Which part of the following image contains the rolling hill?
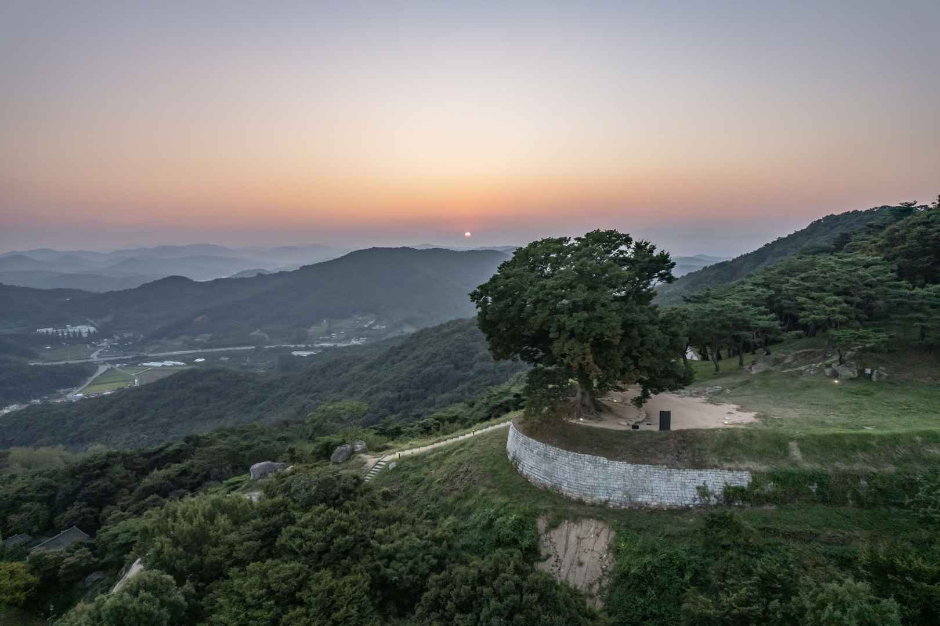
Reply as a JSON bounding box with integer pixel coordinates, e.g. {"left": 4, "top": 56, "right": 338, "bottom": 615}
{"left": 0, "top": 247, "right": 510, "bottom": 343}
{"left": 654, "top": 205, "right": 913, "bottom": 304}
{"left": 0, "top": 318, "right": 526, "bottom": 450}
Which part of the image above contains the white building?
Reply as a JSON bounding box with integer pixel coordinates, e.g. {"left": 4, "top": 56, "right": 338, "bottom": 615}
{"left": 36, "top": 325, "right": 97, "bottom": 337}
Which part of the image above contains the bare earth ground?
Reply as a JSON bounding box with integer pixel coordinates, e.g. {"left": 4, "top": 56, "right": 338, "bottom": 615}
{"left": 536, "top": 516, "right": 614, "bottom": 609}
{"left": 572, "top": 386, "right": 756, "bottom": 431}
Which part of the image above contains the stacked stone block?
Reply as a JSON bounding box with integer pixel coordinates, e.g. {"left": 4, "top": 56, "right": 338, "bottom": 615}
{"left": 507, "top": 423, "right": 751, "bottom": 508}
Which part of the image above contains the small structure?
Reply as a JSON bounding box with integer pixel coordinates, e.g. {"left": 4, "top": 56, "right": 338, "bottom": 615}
{"left": 2, "top": 534, "right": 33, "bottom": 550}
{"left": 28, "top": 526, "right": 90, "bottom": 553}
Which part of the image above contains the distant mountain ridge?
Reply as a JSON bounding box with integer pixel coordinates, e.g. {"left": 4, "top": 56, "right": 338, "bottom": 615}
{"left": 0, "top": 243, "right": 347, "bottom": 291}
{"left": 0, "top": 247, "right": 509, "bottom": 343}
{"left": 654, "top": 205, "right": 912, "bottom": 304}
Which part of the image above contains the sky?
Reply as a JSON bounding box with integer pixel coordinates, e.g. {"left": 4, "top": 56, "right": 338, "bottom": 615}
{"left": 1, "top": 0, "right": 938, "bottom": 256}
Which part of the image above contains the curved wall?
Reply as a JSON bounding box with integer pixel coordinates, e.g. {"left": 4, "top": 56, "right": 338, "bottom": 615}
{"left": 506, "top": 422, "right": 752, "bottom": 508}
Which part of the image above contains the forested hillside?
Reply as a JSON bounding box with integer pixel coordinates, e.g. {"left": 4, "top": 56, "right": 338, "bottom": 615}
{"left": 0, "top": 247, "right": 508, "bottom": 344}
{"left": 0, "top": 319, "right": 526, "bottom": 450}
{"left": 655, "top": 204, "right": 914, "bottom": 304}
{"left": 676, "top": 203, "right": 940, "bottom": 369}
{"left": 0, "top": 357, "right": 95, "bottom": 406}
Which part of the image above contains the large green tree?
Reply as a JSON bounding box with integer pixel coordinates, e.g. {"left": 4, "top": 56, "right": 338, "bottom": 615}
{"left": 57, "top": 570, "right": 188, "bottom": 626}
{"left": 470, "top": 230, "right": 691, "bottom": 418}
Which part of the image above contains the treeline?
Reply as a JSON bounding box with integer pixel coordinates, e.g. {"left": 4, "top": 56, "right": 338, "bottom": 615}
{"left": 0, "top": 319, "right": 527, "bottom": 450}
{"left": 676, "top": 202, "right": 940, "bottom": 370}
{"left": 655, "top": 203, "right": 916, "bottom": 305}
{"left": 0, "top": 357, "right": 94, "bottom": 406}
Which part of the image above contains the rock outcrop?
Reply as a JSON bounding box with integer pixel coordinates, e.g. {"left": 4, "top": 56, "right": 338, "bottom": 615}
{"left": 834, "top": 362, "right": 859, "bottom": 379}
{"left": 250, "top": 461, "right": 289, "bottom": 480}
{"left": 331, "top": 444, "right": 353, "bottom": 463}
{"left": 872, "top": 369, "right": 888, "bottom": 382}
{"left": 353, "top": 440, "right": 368, "bottom": 454}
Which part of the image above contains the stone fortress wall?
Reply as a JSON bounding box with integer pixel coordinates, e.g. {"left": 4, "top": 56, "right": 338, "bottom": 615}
{"left": 506, "top": 422, "right": 752, "bottom": 507}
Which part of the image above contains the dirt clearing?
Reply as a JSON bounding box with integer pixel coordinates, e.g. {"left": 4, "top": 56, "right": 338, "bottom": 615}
{"left": 573, "top": 386, "right": 756, "bottom": 431}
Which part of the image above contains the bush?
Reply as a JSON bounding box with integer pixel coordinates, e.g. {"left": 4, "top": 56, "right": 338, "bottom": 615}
{"left": 796, "top": 578, "right": 900, "bottom": 626}
{"left": 0, "top": 561, "right": 38, "bottom": 608}
{"left": 416, "top": 549, "right": 603, "bottom": 626}
{"left": 58, "top": 570, "right": 188, "bottom": 626}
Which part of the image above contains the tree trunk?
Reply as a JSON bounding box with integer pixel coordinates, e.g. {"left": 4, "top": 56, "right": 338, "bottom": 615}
{"left": 737, "top": 336, "right": 745, "bottom": 368}
{"left": 712, "top": 337, "right": 720, "bottom": 373}
{"left": 700, "top": 344, "right": 709, "bottom": 361}
{"left": 572, "top": 371, "right": 602, "bottom": 419}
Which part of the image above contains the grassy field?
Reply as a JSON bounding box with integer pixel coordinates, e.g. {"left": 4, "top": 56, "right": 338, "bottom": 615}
{"left": 687, "top": 347, "right": 940, "bottom": 433}
{"left": 37, "top": 344, "right": 94, "bottom": 362}
{"left": 509, "top": 335, "right": 940, "bottom": 473}
{"left": 136, "top": 367, "right": 188, "bottom": 385}
{"left": 81, "top": 367, "right": 136, "bottom": 395}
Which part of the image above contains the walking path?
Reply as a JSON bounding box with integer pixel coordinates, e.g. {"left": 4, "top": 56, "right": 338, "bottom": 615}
{"left": 363, "top": 420, "right": 511, "bottom": 482}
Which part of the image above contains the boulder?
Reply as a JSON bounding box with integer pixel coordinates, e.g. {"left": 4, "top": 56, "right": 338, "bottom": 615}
{"left": 330, "top": 444, "right": 353, "bottom": 464}
{"left": 872, "top": 369, "right": 888, "bottom": 382}
{"left": 353, "top": 440, "right": 368, "bottom": 454}
{"left": 824, "top": 367, "right": 839, "bottom": 378}
{"left": 748, "top": 361, "right": 773, "bottom": 374}
{"left": 704, "top": 385, "right": 723, "bottom": 395}
{"left": 834, "top": 362, "right": 858, "bottom": 379}
{"left": 802, "top": 363, "right": 822, "bottom": 377}
{"left": 250, "top": 461, "right": 289, "bottom": 480}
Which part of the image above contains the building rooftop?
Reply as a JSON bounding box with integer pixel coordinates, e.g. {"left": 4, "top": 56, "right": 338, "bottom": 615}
{"left": 28, "top": 526, "right": 90, "bottom": 553}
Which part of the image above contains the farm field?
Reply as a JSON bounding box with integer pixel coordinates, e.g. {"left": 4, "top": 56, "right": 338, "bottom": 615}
{"left": 135, "top": 366, "right": 188, "bottom": 385}
{"left": 81, "top": 365, "right": 189, "bottom": 395}
{"left": 37, "top": 344, "right": 94, "bottom": 362}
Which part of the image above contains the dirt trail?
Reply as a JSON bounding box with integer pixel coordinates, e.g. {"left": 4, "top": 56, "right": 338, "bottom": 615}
{"left": 363, "top": 421, "right": 511, "bottom": 482}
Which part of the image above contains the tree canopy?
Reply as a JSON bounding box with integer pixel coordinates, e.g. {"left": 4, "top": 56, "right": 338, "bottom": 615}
{"left": 470, "top": 230, "right": 691, "bottom": 417}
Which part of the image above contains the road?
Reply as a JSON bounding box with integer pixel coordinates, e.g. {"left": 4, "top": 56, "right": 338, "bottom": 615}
{"left": 68, "top": 363, "right": 111, "bottom": 399}
{"left": 30, "top": 341, "right": 365, "bottom": 366}
{"left": 30, "top": 344, "right": 310, "bottom": 366}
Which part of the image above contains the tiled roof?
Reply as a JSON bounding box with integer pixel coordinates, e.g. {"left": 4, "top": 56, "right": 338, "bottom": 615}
{"left": 28, "top": 526, "right": 89, "bottom": 553}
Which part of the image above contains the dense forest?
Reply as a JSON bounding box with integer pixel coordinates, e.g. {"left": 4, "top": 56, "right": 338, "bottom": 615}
{"left": 675, "top": 202, "right": 940, "bottom": 368}
{"left": 0, "top": 320, "right": 527, "bottom": 451}
{"left": 0, "top": 357, "right": 94, "bottom": 407}
{"left": 655, "top": 204, "right": 914, "bottom": 305}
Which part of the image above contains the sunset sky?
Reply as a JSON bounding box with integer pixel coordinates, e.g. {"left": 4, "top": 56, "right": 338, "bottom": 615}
{"left": 2, "top": 1, "right": 938, "bottom": 255}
